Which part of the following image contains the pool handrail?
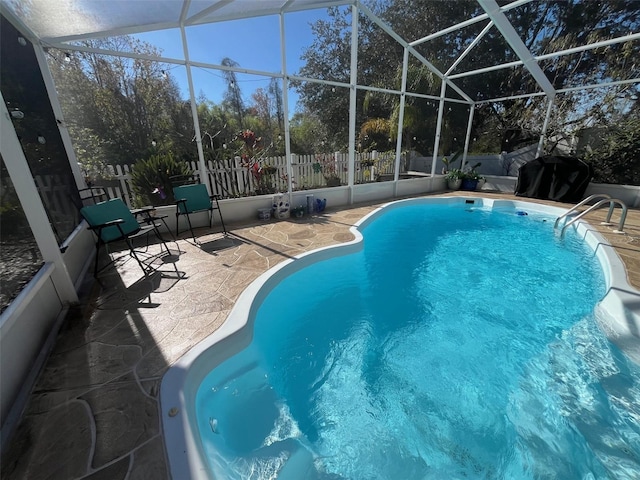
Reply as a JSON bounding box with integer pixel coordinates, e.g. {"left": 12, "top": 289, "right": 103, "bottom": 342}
{"left": 560, "top": 198, "right": 628, "bottom": 238}
{"left": 554, "top": 193, "right": 611, "bottom": 229}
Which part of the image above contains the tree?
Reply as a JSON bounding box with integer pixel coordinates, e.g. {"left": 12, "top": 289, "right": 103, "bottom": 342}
{"left": 48, "top": 37, "right": 188, "bottom": 173}
{"left": 583, "top": 112, "right": 640, "bottom": 185}
{"left": 268, "top": 78, "right": 284, "bottom": 136}
{"left": 289, "top": 110, "right": 329, "bottom": 154}
{"left": 295, "top": 0, "right": 639, "bottom": 163}
{"left": 221, "top": 57, "right": 245, "bottom": 129}
{"left": 295, "top": 6, "right": 354, "bottom": 149}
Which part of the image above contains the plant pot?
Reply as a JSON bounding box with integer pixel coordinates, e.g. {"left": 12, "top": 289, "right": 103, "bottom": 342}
{"left": 325, "top": 177, "right": 341, "bottom": 187}
{"left": 461, "top": 178, "right": 479, "bottom": 191}
{"left": 447, "top": 178, "right": 462, "bottom": 190}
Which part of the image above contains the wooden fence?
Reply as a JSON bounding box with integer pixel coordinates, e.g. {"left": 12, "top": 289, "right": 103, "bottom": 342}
{"left": 98, "top": 151, "right": 406, "bottom": 207}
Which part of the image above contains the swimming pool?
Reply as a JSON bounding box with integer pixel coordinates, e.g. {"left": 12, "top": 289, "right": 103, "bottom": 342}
{"left": 161, "top": 197, "right": 640, "bottom": 479}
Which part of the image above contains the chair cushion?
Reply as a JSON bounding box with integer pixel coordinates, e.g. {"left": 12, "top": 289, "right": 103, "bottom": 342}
{"left": 81, "top": 199, "right": 140, "bottom": 243}
{"left": 173, "top": 184, "right": 211, "bottom": 214}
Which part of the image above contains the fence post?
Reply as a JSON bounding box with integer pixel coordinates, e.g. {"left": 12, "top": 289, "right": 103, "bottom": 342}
{"left": 116, "top": 164, "right": 132, "bottom": 207}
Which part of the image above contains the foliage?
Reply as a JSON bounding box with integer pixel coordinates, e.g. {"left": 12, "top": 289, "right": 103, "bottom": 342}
{"left": 235, "top": 129, "right": 280, "bottom": 195}
{"left": 359, "top": 118, "right": 392, "bottom": 152}
{"left": 130, "top": 153, "right": 191, "bottom": 206}
{"left": 312, "top": 154, "right": 341, "bottom": 186}
{"left": 289, "top": 111, "right": 330, "bottom": 153}
{"left": 297, "top": 0, "right": 639, "bottom": 159}
{"left": 295, "top": 6, "right": 354, "bottom": 149}
{"left": 461, "top": 161, "right": 482, "bottom": 180}
{"left": 48, "top": 36, "right": 189, "bottom": 171}
{"left": 441, "top": 151, "right": 463, "bottom": 174}
{"left": 583, "top": 116, "right": 640, "bottom": 185}
{"left": 221, "top": 57, "right": 245, "bottom": 129}
{"left": 445, "top": 168, "right": 464, "bottom": 180}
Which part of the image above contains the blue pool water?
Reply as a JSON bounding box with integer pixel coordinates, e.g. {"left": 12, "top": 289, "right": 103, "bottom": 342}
{"left": 195, "top": 202, "right": 640, "bottom": 479}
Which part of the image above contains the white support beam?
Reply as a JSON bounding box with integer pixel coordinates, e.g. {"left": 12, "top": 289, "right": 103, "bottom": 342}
{"left": 180, "top": 0, "right": 192, "bottom": 24}
{"left": 43, "top": 43, "right": 187, "bottom": 67}
{"left": 410, "top": 0, "right": 532, "bottom": 47}
{"left": 449, "top": 31, "right": 640, "bottom": 81}
{"left": 279, "top": 0, "right": 296, "bottom": 14}
{"left": 41, "top": 22, "right": 181, "bottom": 44}
{"left": 185, "top": 0, "right": 234, "bottom": 26}
{"left": 357, "top": 1, "right": 472, "bottom": 102}
{"left": 0, "top": 95, "right": 78, "bottom": 305}
{"left": 477, "top": 91, "right": 547, "bottom": 104}
{"left": 536, "top": 32, "right": 640, "bottom": 62}
{"left": 448, "top": 60, "right": 523, "bottom": 80}
{"left": 394, "top": 48, "right": 410, "bottom": 188}
{"left": 478, "top": 0, "right": 555, "bottom": 98}
{"left": 279, "top": 11, "right": 294, "bottom": 196}
{"left": 302, "top": 80, "right": 471, "bottom": 105}
{"left": 462, "top": 105, "right": 475, "bottom": 170}
{"left": 445, "top": 21, "right": 494, "bottom": 76}
{"left": 431, "top": 82, "right": 448, "bottom": 176}
{"left": 180, "top": 24, "right": 209, "bottom": 193}
{"left": 473, "top": 75, "right": 640, "bottom": 105}
{"left": 188, "top": 0, "right": 350, "bottom": 26}
{"left": 537, "top": 97, "right": 555, "bottom": 157}
{"left": 558, "top": 77, "right": 640, "bottom": 94}
{"left": 347, "top": 3, "right": 358, "bottom": 196}
{"left": 404, "top": 90, "right": 469, "bottom": 105}
{"left": 32, "top": 43, "right": 85, "bottom": 191}
{"left": 409, "top": 49, "right": 474, "bottom": 103}
{"left": 189, "top": 59, "right": 283, "bottom": 79}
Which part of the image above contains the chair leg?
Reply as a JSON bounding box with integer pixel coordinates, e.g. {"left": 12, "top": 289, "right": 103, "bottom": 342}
{"left": 151, "top": 224, "right": 171, "bottom": 254}
{"left": 185, "top": 212, "right": 197, "bottom": 242}
{"left": 124, "top": 237, "right": 149, "bottom": 275}
{"left": 213, "top": 198, "right": 228, "bottom": 235}
{"left": 94, "top": 240, "right": 102, "bottom": 278}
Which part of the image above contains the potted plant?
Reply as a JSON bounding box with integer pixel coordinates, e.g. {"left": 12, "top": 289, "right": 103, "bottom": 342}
{"left": 441, "top": 151, "right": 462, "bottom": 175}
{"left": 312, "top": 154, "right": 342, "bottom": 187}
{"left": 460, "top": 162, "right": 482, "bottom": 191}
{"left": 445, "top": 168, "right": 464, "bottom": 190}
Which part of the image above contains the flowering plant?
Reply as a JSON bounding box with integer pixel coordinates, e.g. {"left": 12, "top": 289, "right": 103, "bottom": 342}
{"left": 312, "top": 154, "right": 341, "bottom": 186}
{"left": 235, "top": 129, "right": 278, "bottom": 194}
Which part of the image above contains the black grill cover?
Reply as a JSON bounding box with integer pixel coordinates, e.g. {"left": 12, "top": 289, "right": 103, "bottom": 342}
{"left": 515, "top": 156, "right": 592, "bottom": 202}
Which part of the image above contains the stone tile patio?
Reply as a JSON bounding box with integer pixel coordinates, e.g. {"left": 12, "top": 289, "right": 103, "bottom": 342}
{"left": 2, "top": 191, "right": 640, "bottom": 480}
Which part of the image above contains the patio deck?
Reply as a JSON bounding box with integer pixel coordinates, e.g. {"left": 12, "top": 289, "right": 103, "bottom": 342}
{"left": 2, "top": 191, "right": 640, "bottom": 480}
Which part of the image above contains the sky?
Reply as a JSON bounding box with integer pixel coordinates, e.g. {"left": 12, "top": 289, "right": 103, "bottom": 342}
{"left": 132, "top": 9, "right": 330, "bottom": 113}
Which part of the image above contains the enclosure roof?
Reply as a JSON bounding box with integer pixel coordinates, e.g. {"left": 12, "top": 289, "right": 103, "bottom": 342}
{"left": 0, "top": 0, "right": 348, "bottom": 42}
{"left": 2, "top": 0, "right": 639, "bottom": 103}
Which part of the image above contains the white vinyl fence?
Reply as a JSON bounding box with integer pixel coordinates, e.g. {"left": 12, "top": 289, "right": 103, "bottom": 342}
{"left": 97, "top": 151, "right": 404, "bottom": 207}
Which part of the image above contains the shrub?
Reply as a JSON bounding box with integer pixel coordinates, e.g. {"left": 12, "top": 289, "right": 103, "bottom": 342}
{"left": 583, "top": 117, "right": 640, "bottom": 185}
{"left": 130, "top": 153, "right": 192, "bottom": 206}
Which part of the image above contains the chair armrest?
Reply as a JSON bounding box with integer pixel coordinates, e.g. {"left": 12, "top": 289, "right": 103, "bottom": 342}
{"left": 87, "top": 218, "right": 125, "bottom": 231}
{"left": 131, "top": 206, "right": 155, "bottom": 216}
{"left": 140, "top": 214, "right": 168, "bottom": 225}
{"left": 132, "top": 206, "right": 167, "bottom": 224}
{"left": 209, "top": 195, "right": 221, "bottom": 201}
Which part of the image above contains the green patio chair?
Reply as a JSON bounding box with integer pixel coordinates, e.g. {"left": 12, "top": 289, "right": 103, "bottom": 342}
{"left": 173, "top": 183, "right": 227, "bottom": 242}
{"left": 80, "top": 198, "right": 170, "bottom": 277}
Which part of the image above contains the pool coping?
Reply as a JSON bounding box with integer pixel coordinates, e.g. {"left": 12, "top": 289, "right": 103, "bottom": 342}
{"left": 159, "top": 196, "right": 640, "bottom": 479}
